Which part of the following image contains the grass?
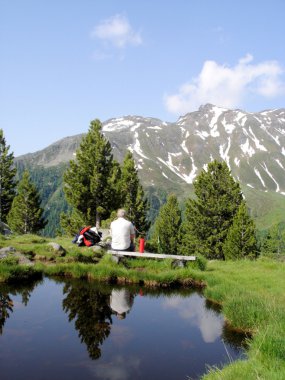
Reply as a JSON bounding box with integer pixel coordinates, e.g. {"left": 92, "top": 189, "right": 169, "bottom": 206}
{"left": 1, "top": 234, "right": 285, "bottom": 378}
{"left": 200, "top": 258, "right": 285, "bottom": 379}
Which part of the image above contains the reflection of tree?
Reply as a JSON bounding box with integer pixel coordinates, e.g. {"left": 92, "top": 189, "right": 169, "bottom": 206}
{"left": 0, "top": 278, "right": 42, "bottom": 334}
{"left": 62, "top": 281, "right": 113, "bottom": 360}
{"left": 0, "top": 293, "right": 13, "bottom": 334}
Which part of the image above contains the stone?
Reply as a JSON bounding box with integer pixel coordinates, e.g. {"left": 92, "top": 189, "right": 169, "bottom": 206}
{"left": 14, "top": 252, "right": 34, "bottom": 266}
{"left": 111, "top": 255, "right": 122, "bottom": 264}
{"left": 47, "top": 242, "right": 66, "bottom": 256}
{"left": 171, "top": 259, "right": 187, "bottom": 269}
{"left": 91, "top": 245, "right": 104, "bottom": 253}
{"left": 0, "top": 247, "right": 16, "bottom": 254}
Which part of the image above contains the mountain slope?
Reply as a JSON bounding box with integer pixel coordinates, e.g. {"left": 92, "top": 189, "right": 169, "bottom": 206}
{"left": 15, "top": 104, "right": 285, "bottom": 233}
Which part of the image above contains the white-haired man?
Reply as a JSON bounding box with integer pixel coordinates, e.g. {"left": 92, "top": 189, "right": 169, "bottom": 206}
{"left": 110, "top": 209, "right": 135, "bottom": 251}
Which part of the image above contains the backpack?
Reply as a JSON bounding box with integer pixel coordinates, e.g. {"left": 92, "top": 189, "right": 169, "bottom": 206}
{"left": 79, "top": 226, "right": 102, "bottom": 247}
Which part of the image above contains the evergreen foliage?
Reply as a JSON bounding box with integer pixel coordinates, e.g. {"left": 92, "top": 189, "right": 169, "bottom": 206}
{"left": 180, "top": 160, "right": 243, "bottom": 259}
{"left": 223, "top": 202, "right": 259, "bottom": 259}
{"left": 260, "top": 223, "right": 285, "bottom": 256}
{"left": 15, "top": 162, "right": 69, "bottom": 237}
{"left": 61, "top": 120, "right": 119, "bottom": 232}
{"left": 151, "top": 194, "right": 181, "bottom": 254}
{"left": 0, "top": 129, "right": 17, "bottom": 223}
{"left": 7, "top": 171, "right": 46, "bottom": 234}
{"left": 120, "top": 151, "right": 150, "bottom": 235}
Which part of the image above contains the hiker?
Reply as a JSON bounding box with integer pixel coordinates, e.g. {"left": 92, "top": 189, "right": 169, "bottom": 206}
{"left": 110, "top": 209, "right": 135, "bottom": 251}
{"left": 110, "top": 288, "right": 134, "bottom": 320}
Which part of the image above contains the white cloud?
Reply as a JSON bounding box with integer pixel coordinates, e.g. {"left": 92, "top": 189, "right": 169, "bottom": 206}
{"left": 163, "top": 294, "right": 223, "bottom": 343}
{"left": 164, "top": 55, "right": 285, "bottom": 114}
{"left": 91, "top": 14, "right": 142, "bottom": 49}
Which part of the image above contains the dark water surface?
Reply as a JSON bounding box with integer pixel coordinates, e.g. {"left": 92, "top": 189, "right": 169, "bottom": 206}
{"left": 0, "top": 277, "right": 247, "bottom": 380}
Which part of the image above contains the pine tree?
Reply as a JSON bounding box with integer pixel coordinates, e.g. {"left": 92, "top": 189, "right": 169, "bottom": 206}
{"left": 260, "top": 223, "right": 285, "bottom": 256}
{"left": 223, "top": 202, "right": 258, "bottom": 259}
{"left": 152, "top": 194, "right": 181, "bottom": 254}
{"left": 7, "top": 171, "right": 46, "bottom": 234}
{"left": 120, "top": 151, "right": 149, "bottom": 235}
{"left": 0, "top": 129, "right": 17, "bottom": 223}
{"left": 61, "top": 119, "right": 119, "bottom": 232}
{"left": 180, "top": 160, "right": 243, "bottom": 259}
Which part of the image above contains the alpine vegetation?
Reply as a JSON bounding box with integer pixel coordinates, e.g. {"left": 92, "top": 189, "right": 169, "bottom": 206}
{"left": 0, "top": 129, "right": 17, "bottom": 224}
{"left": 151, "top": 194, "right": 182, "bottom": 254}
{"left": 179, "top": 160, "right": 257, "bottom": 260}
{"left": 7, "top": 170, "right": 46, "bottom": 234}
{"left": 60, "top": 119, "right": 149, "bottom": 235}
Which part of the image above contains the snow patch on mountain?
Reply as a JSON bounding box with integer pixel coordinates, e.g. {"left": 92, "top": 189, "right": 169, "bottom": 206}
{"left": 147, "top": 126, "right": 162, "bottom": 130}
{"left": 260, "top": 162, "right": 280, "bottom": 192}
{"left": 221, "top": 118, "right": 236, "bottom": 134}
{"left": 129, "top": 132, "right": 149, "bottom": 159}
{"left": 275, "top": 159, "right": 285, "bottom": 170}
{"left": 103, "top": 118, "right": 135, "bottom": 131}
{"left": 181, "top": 140, "right": 189, "bottom": 154}
{"left": 196, "top": 130, "right": 209, "bottom": 140}
{"left": 219, "top": 137, "right": 231, "bottom": 168}
{"left": 254, "top": 167, "right": 266, "bottom": 188}
{"left": 248, "top": 127, "right": 267, "bottom": 151}
{"left": 241, "top": 139, "right": 255, "bottom": 157}
{"left": 209, "top": 106, "right": 227, "bottom": 128}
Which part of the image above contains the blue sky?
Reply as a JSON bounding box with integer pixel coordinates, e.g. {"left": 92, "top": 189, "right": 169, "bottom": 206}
{"left": 1, "top": 0, "right": 285, "bottom": 156}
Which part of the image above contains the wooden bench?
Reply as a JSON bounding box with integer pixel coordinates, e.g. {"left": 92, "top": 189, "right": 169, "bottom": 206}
{"left": 106, "top": 250, "right": 196, "bottom": 267}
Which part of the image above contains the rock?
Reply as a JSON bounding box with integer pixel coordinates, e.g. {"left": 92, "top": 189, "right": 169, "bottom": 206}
{"left": 0, "top": 222, "right": 11, "bottom": 235}
{"left": 14, "top": 252, "right": 34, "bottom": 266}
{"left": 91, "top": 245, "right": 104, "bottom": 253}
{"left": 47, "top": 242, "right": 66, "bottom": 256}
{"left": 0, "top": 253, "right": 8, "bottom": 260}
{"left": 111, "top": 255, "right": 122, "bottom": 264}
{"left": 171, "top": 259, "right": 187, "bottom": 269}
{"left": 0, "top": 247, "right": 16, "bottom": 254}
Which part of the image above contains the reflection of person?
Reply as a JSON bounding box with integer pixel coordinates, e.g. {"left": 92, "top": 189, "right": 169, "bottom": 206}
{"left": 110, "top": 289, "right": 134, "bottom": 320}
{"left": 110, "top": 209, "right": 135, "bottom": 251}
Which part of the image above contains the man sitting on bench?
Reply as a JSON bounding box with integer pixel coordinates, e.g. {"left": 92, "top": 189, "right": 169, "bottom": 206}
{"left": 110, "top": 209, "right": 135, "bottom": 252}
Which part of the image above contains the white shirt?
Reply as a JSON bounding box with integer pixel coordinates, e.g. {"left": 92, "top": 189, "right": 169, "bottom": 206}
{"left": 110, "top": 217, "right": 135, "bottom": 250}
{"left": 110, "top": 289, "right": 133, "bottom": 314}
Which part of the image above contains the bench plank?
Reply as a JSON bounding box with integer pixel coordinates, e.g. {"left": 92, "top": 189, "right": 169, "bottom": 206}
{"left": 107, "top": 250, "right": 196, "bottom": 261}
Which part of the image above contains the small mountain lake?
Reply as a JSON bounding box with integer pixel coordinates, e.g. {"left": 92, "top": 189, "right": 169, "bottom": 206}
{"left": 0, "top": 277, "right": 248, "bottom": 380}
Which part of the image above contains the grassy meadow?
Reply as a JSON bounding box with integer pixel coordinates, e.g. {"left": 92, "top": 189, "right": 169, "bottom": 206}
{"left": 0, "top": 234, "right": 285, "bottom": 379}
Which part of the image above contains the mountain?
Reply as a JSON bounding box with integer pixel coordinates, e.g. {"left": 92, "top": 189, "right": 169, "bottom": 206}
{"left": 15, "top": 104, "right": 285, "bottom": 235}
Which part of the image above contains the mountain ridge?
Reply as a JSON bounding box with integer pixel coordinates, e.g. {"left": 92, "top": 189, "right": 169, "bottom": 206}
{"left": 15, "top": 104, "right": 285, "bottom": 233}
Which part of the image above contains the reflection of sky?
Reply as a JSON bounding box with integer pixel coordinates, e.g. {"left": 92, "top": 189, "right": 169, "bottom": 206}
{"left": 162, "top": 294, "right": 223, "bottom": 343}
{"left": 84, "top": 355, "right": 141, "bottom": 380}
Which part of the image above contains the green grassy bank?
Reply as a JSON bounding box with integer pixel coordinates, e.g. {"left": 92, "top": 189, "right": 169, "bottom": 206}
{"left": 201, "top": 259, "right": 285, "bottom": 379}
{"left": 0, "top": 234, "right": 285, "bottom": 379}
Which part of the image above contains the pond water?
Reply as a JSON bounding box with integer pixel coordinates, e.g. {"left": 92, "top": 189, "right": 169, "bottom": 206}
{"left": 0, "top": 277, "right": 247, "bottom": 380}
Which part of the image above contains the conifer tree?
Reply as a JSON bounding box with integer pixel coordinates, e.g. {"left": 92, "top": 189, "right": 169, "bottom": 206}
{"left": 120, "top": 151, "right": 149, "bottom": 235}
{"left": 7, "top": 171, "right": 46, "bottom": 234}
{"left": 223, "top": 202, "right": 258, "bottom": 259}
{"left": 152, "top": 194, "right": 181, "bottom": 254}
{"left": 0, "top": 129, "right": 17, "bottom": 223}
{"left": 260, "top": 223, "right": 285, "bottom": 256}
{"left": 62, "top": 119, "right": 119, "bottom": 232}
{"left": 180, "top": 160, "right": 243, "bottom": 259}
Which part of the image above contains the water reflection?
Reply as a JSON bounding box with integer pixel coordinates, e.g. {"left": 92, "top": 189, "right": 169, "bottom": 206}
{"left": 0, "top": 278, "right": 248, "bottom": 380}
{"left": 164, "top": 293, "right": 226, "bottom": 344}
{"left": 62, "top": 281, "right": 113, "bottom": 359}
{"left": 110, "top": 288, "right": 134, "bottom": 319}
{"left": 0, "top": 278, "right": 42, "bottom": 334}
